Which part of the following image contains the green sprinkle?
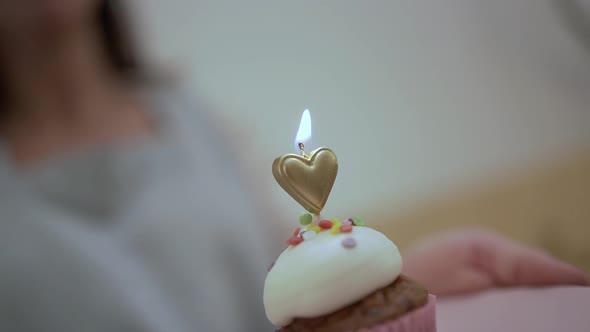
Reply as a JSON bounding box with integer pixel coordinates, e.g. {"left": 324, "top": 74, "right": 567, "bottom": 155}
{"left": 352, "top": 217, "right": 366, "bottom": 226}
{"left": 299, "top": 213, "right": 313, "bottom": 225}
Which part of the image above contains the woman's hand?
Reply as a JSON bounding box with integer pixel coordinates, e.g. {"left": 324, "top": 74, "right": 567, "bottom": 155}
{"left": 402, "top": 229, "right": 589, "bottom": 296}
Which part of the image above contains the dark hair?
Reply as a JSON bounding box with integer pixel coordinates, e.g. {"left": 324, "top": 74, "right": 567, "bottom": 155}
{"left": 98, "top": 0, "right": 144, "bottom": 81}
{"left": 0, "top": 0, "right": 145, "bottom": 110}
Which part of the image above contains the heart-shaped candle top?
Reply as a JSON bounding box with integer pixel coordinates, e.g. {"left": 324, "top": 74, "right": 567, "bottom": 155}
{"left": 272, "top": 147, "right": 338, "bottom": 214}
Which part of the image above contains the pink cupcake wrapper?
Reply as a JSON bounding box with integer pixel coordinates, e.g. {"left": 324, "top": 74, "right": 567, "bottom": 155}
{"left": 358, "top": 294, "right": 436, "bottom": 332}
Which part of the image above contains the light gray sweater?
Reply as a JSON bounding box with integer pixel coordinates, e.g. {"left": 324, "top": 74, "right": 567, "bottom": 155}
{"left": 0, "top": 88, "right": 278, "bottom": 332}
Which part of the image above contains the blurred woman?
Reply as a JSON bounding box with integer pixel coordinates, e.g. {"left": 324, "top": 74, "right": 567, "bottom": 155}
{"left": 0, "top": 1, "right": 278, "bottom": 331}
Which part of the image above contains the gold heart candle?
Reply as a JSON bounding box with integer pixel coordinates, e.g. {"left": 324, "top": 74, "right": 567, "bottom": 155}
{"left": 272, "top": 110, "right": 338, "bottom": 214}
{"left": 265, "top": 112, "right": 435, "bottom": 332}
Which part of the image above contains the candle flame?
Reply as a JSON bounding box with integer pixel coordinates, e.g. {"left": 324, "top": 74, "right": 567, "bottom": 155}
{"left": 294, "top": 109, "right": 312, "bottom": 155}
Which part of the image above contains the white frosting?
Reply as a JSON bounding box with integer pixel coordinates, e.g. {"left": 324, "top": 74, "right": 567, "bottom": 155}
{"left": 263, "top": 226, "right": 402, "bottom": 327}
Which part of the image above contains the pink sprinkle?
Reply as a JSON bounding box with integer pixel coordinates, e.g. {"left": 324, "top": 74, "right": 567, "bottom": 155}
{"left": 340, "top": 224, "right": 353, "bottom": 233}
{"left": 319, "top": 220, "right": 333, "bottom": 229}
{"left": 292, "top": 227, "right": 301, "bottom": 237}
{"left": 342, "top": 219, "right": 353, "bottom": 226}
{"left": 287, "top": 236, "right": 303, "bottom": 246}
{"left": 342, "top": 237, "right": 357, "bottom": 249}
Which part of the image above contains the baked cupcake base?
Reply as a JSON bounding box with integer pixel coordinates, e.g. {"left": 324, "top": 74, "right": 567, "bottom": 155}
{"left": 277, "top": 276, "right": 434, "bottom": 332}
{"left": 358, "top": 294, "right": 436, "bottom": 332}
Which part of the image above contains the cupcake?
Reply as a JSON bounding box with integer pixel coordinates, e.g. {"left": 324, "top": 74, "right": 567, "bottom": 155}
{"left": 264, "top": 217, "right": 436, "bottom": 332}
{"left": 267, "top": 110, "right": 435, "bottom": 331}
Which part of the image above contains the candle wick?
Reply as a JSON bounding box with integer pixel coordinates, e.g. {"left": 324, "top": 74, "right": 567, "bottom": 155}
{"left": 298, "top": 142, "right": 308, "bottom": 157}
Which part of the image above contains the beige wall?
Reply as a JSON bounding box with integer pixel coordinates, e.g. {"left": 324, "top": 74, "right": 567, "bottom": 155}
{"left": 138, "top": 1, "right": 590, "bottom": 269}
{"left": 373, "top": 150, "right": 590, "bottom": 272}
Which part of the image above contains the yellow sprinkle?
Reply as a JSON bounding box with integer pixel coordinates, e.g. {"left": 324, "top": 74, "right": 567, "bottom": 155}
{"left": 307, "top": 225, "right": 321, "bottom": 233}
{"left": 330, "top": 220, "right": 343, "bottom": 234}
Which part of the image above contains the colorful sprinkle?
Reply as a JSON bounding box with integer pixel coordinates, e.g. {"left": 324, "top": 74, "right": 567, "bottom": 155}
{"left": 319, "top": 220, "right": 333, "bottom": 230}
{"left": 330, "top": 220, "right": 343, "bottom": 234}
{"left": 285, "top": 227, "right": 303, "bottom": 246}
{"left": 343, "top": 219, "right": 353, "bottom": 226}
{"left": 340, "top": 224, "right": 353, "bottom": 233}
{"left": 299, "top": 213, "right": 313, "bottom": 225}
{"left": 307, "top": 225, "right": 321, "bottom": 233}
{"left": 342, "top": 237, "right": 357, "bottom": 249}
{"left": 287, "top": 236, "right": 303, "bottom": 246}
{"left": 351, "top": 217, "right": 366, "bottom": 227}
{"left": 301, "top": 230, "right": 317, "bottom": 240}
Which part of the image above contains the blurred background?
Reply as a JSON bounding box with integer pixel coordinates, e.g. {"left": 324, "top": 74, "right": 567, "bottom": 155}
{"left": 138, "top": 0, "right": 590, "bottom": 270}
